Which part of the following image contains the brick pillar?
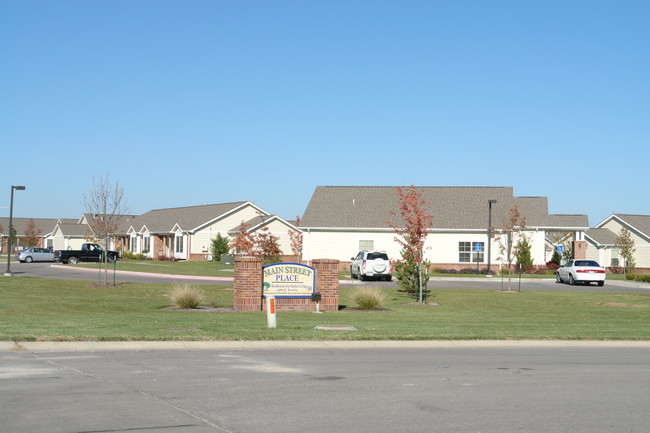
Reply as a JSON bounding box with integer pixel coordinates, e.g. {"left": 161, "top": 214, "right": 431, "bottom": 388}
{"left": 573, "top": 241, "right": 587, "bottom": 259}
{"left": 234, "top": 256, "right": 263, "bottom": 311}
{"left": 313, "top": 259, "right": 339, "bottom": 311}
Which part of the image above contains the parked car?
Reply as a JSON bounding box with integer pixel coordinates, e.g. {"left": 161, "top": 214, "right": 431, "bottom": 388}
{"left": 15, "top": 247, "right": 55, "bottom": 263}
{"left": 54, "top": 243, "right": 120, "bottom": 265}
{"left": 350, "top": 250, "right": 392, "bottom": 281}
{"left": 556, "top": 259, "right": 606, "bottom": 286}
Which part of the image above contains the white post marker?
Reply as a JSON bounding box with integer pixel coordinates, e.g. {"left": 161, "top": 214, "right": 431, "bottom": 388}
{"left": 266, "top": 295, "right": 277, "bottom": 328}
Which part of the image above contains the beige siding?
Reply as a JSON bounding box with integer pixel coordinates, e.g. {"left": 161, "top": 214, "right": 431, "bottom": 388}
{"left": 304, "top": 229, "right": 549, "bottom": 267}
{"left": 190, "top": 204, "right": 263, "bottom": 255}
{"left": 600, "top": 219, "right": 650, "bottom": 268}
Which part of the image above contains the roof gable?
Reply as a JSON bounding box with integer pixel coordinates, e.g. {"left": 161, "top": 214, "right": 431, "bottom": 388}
{"left": 130, "top": 201, "right": 253, "bottom": 233}
{"left": 596, "top": 214, "right": 650, "bottom": 242}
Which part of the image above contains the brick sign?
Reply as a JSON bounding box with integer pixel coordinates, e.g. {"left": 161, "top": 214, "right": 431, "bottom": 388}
{"left": 262, "top": 263, "right": 316, "bottom": 298}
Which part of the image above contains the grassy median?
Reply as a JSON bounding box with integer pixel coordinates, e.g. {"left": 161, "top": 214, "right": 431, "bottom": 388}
{"left": 1, "top": 276, "right": 648, "bottom": 341}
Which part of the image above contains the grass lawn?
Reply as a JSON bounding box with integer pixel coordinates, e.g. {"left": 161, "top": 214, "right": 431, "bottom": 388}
{"left": 74, "top": 259, "right": 234, "bottom": 277}
{"left": 1, "top": 276, "right": 649, "bottom": 341}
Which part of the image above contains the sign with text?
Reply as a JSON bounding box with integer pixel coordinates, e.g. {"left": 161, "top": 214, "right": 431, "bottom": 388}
{"left": 262, "top": 263, "right": 316, "bottom": 298}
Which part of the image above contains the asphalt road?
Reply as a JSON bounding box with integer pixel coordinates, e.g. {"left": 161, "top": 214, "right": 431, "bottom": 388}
{"left": 2, "top": 342, "right": 650, "bottom": 433}
{"left": 6, "top": 261, "right": 650, "bottom": 292}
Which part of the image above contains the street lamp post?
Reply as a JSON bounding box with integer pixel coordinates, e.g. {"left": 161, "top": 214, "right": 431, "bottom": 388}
{"left": 487, "top": 199, "right": 497, "bottom": 275}
{"left": 4, "top": 185, "right": 26, "bottom": 277}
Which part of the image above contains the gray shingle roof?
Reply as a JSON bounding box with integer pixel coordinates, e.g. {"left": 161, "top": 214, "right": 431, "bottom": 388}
{"left": 130, "top": 202, "right": 250, "bottom": 233}
{"left": 56, "top": 222, "right": 95, "bottom": 237}
{"left": 585, "top": 228, "right": 618, "bottom": 246}
{"left": 609, "top": 214, "right": 650, "bottom": 239}
{"left": 301, "top": 186, "right": 589, "bottom": 230}
{"left": 0, "top": 217, "right": 75, "bottom": 236}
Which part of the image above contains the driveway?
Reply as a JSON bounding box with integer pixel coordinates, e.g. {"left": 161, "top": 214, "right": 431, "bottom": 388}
{"left": 7, "top": 261, "right": 650, "bottom": 292}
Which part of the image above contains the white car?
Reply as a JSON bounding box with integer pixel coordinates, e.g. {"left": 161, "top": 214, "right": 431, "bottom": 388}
{"left": 350, "top": 251, "right": 392, "bottom": 281}
{"left": 15, "top": 247, "right": 55, "bottom": 263}
{"left": 556, "top": 259, "right": 606, "bottom": 286}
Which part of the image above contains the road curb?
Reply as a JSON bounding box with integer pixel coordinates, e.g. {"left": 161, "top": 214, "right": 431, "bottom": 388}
{"left": 4, "top": 340, "right": 650, "bottom": 352}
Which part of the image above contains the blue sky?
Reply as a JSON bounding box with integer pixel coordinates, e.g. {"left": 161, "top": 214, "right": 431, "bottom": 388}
{"left": 2, "top": 0, "right": 648, "bottom": 226}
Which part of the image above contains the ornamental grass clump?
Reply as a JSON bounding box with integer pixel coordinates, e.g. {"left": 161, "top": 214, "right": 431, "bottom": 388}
{"left": 353, "top": 287, "right": 388, "bottom": 310}
{"left": 167, "top": 284, "right": 205, "bottom": 309}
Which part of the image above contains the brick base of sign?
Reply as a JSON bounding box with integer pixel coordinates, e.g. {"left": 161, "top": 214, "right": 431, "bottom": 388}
{"left": 233, "top": 256, "right": 339, "bottom": 312}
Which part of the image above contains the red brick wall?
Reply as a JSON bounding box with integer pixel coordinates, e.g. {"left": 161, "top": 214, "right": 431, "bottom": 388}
{"left": 233, "top": 256, "right": 263, "bottom": 311}
{"left": 573, "top": 241, "right": 587, "bottom": 259}
{"left": 233, "top": 256, "right": 340, "bottom": 312}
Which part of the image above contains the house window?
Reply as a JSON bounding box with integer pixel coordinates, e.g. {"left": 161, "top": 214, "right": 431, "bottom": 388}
{"left": 610, "top": 258, "right": 619, "bottom": 267}
{"left": 143, "top": 237, "right": 150, "bottom": 252}
{"left": 459, "top": 242, "right": 485, "bottom": 263}
{"left": 359, "top": 240, "right": 374, "bottom": 251}
{"left": 176, "top": 236, "right": 184, "bottom": 253}
{"left": 130, "top": 237, "right": 138, "bottom": 252}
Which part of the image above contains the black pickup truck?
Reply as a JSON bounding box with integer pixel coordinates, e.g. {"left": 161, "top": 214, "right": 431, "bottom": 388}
{"left": 54, "top": 243, "right": 120, "bottom": 265}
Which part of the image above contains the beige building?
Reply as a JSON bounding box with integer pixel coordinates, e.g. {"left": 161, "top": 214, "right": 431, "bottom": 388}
{"left": 585, "top": 214, "right": 650, "bottom": 272}
{"left": 123, "top": 202, "right": 297, "bottom": 261}
{"left": 300, "top": 186, "right": 589, "bottom": 271}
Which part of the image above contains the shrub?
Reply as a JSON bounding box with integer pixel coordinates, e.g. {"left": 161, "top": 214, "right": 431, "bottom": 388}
{"left": 352, "top": 287, "right": 387, "bottom": 310}
{"left": 394, "top": 258, "right": 431, "bottom": 300}
{"left": 122, "top": 252, "right": 149, "bottom": 261}
{"left": 210, "top": 234, "right": 230, "bottom": 262}
{"left": 634, "top": 274, "right": 650, "bottom": 283}
{"left": 167, "top": 284, "right": 205, "bottom": 309}
{"left": 157, "top": 255, "right": 178, "bottom": 262}
{"left": 460, "top": 268, "right": 488, "bottom": 275}
{"left": 546, "top": 262, "right": 559, "bottom": 271}
{"left": 626, "top": 273, "right": 636, "bottom": 280}
{"left": 516, "top": 239, "right": 533, "bottom": 270}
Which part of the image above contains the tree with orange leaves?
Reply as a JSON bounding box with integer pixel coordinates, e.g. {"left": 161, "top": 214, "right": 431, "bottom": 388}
{"left": 288, "top": 216, "right": 303, "bottom": 260}
{"left": 388, "top": 185, "right": 434, "bottom": 303}
{"left": 23, "top": 219, "right": 42, "bottom": 247}
{"left": 229, "top": 221, "right": 254, "bottom": 255}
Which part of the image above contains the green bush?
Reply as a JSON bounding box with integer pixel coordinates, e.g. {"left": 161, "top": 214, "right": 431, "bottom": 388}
{"left": 167, "top": 284, "right": 205, "bottom": 309}
{"left": 626, "top": 273, "right": 636, "bottom": 280}
{"left": 353, "top": 287, "right": 388, "bottom": 310}
{"left": 394, "top": 258, "right": 431, "bottom": 301}
{"left": 121, "top": 252, "right": 149, "bottom": 261}
{"left": 210, "top": 234, "right": 230, "bottom": 262}
{"left": 634, "top": 274, "right": 650, "bottom": 283}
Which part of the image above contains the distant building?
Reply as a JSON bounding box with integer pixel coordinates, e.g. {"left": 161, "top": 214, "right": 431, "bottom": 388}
{"left": 300, "top": 186, "right": 589, "bottom": 271}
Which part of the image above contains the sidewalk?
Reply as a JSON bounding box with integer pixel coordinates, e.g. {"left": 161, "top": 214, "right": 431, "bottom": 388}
{"left": 3, "top": 339, "right": 650, "bottom": 352}
{"left": 50, "top": 264, "right": 233, "bottom": 281}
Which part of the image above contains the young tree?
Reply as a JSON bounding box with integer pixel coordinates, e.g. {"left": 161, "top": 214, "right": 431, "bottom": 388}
{"left": 24, "top": 219, "right": 43, "bottom": 248}
{"left": 516, "top": 238, "right": 533, "bottom": 272}
{"left": 288, "top": 216, "right": 303, "bottom": 261}
{"left": 229, "top": 221, "right": 254, "bottom": 255}
{"left": 493, "top": 205, "right": 528, "bottom": 291}
{"left": 615, "top": 226, "right": 636, "bottom": 274}
{"left": 252, "top": 224, "right": 282, "bottom": 265}
{"left": 549, "top": 247, "right": 562, "bottom": 266}
{"left": 210, "top": 233, "right": 230, "bottom": 262}
{"left": 83, "top": 174, "right": 128, "bottom": 284}
{"left": 387, "top": 186, "right": 433, "bottom": 303}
